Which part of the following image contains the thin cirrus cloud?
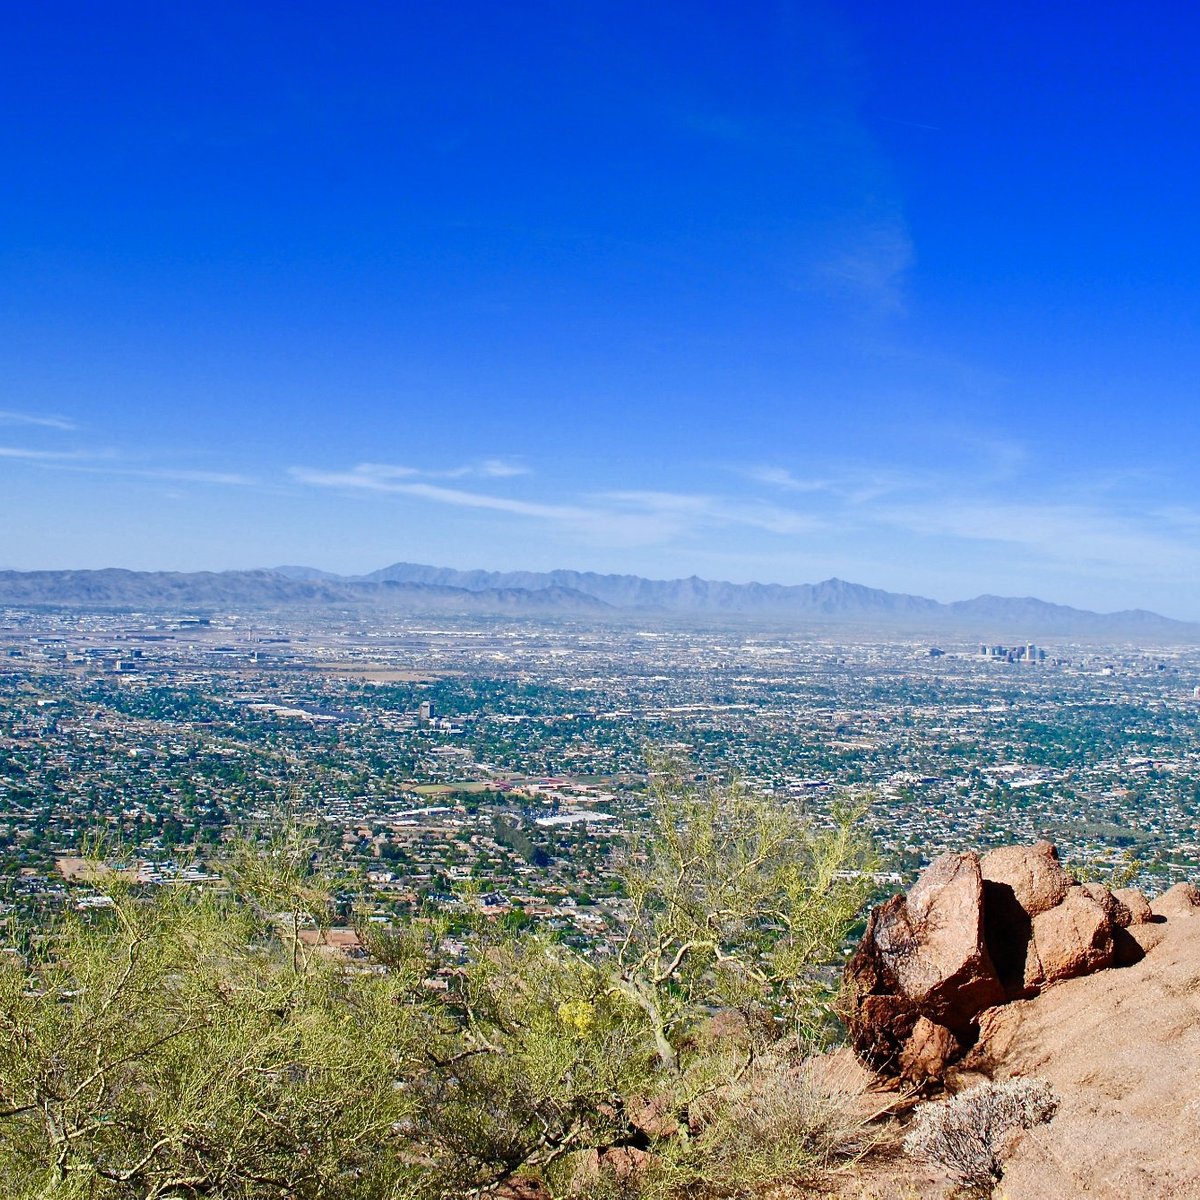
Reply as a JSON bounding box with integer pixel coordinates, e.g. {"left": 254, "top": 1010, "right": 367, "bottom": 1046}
{"left": 347, "top": 459, "right": 529, "bottom": 482}
{"left": 740, "top": 455, "right": 1200, "bottom": 588}
{"left": 745, "top": 462, "right": 921, "bottom": 505}
{"left": 130, "top": 467, "right": 257, "bottom": 486}
{"left": 741, "top": 466, "right": 830, "bottom": 493}
{"left": 878, "top": 499, "right": 1200, "bottom": 580}
{"left": 4, "top": 447, "right": 254, "bottom": 485}
{"left": 0, "top": 445, "right": 93, "bottom": 461}
{"left": 811, "top": 215, "right": 915, "bottom": 314}
{"left": 290, "top": 464, "right": 824, "bottom": 544}
{"left": 599, "top": 490, "right": 823, "bottom": 536}
{"left": 0, "top": 409, "right": 78, "bottom": 432}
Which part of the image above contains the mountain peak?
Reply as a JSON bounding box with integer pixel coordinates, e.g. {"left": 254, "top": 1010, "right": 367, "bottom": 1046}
{"left": 1, "top": 563, "right": 1193, "bottom": 637}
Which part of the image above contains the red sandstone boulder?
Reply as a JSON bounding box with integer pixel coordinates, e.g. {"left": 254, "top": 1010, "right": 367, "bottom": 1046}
{"left": 876, "top": 851, "right": 1005, "bottom": 1029}
{"left": 844, "top": 852, "right": 1003, "bottom": 1074}
{"left": 1081, "top": 882, "right": 1133, "bottom": 928}
{"left": 980, "top": 842, "right": 1074, "bottom": 998}
{"left": 1151, "top": 882, "right": 1200, "bottom": 921}
{"left": 1080, "top": 884, "right": 1147, "bottom": 965}
{"left": 1031, "top": 886, "right": 1114, "bottom": 984}
{"left": 843, "top": 845, "right": 1173, "bottom": 1083}
{"left": 1113, "top": 887, "right": 1155, "bottom": 924}
{"left": 981, "top": 841, "right": 1072, "bottom": 917}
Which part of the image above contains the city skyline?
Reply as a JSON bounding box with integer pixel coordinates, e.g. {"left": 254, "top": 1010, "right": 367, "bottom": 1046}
{"left": 4, "top": 5, "right": 1200, "bottom": 616}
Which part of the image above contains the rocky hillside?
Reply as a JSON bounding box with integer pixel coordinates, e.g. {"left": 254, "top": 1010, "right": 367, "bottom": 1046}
{"left": 339, "top": 562, "right": 1199, "bottom": 635}
{"left": 841, "top": 844, "right": 1200, "bottom": 1198}
{"left": 0, "top": 569, "right": 611, "bottom": 615}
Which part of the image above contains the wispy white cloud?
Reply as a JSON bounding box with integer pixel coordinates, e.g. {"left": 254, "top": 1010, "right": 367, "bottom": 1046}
{"left": 737, "top": 447, "right": 1200, "bottom": 594}
{"left": 132, "top": 468, "right": 257, "bottom": 486}
{"left": 600, "top": 490, "right": 823, "bottom": 536}
{"left": 350, "top": 459, "right": 529, "bottom": 482}
{"left": 814, "top": 215, "right": 914, "bottom": 313}
{"left": 0, "top": 445, "right": 92, "bottom": 461}
{"left": 2, "top": 446, "right": 256, "bottom": 487}
{"left": 476, "top": 458, "right": 530, "bottom": 478}
{"left": 290, "top": 448, "right": 1200, "bottom": 609}
{"left": 0, "top": 410, "right": 77, "bottom": 432}
{"left": 878, "top": 499, "right": 1200, "bottom": 579}
{"left": 744, "top": 462, "right": 920, "bottom": 505}
{"left": 741, "top": 466, "right": 830, "bottom": 493}
{"left": 289, "top": 467, "right": 581, "bottom": 518}
{"left": 290, "top": 466, "right": 825, "bottom": 545}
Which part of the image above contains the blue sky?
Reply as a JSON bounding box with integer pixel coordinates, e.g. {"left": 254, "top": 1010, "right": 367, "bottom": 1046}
{"left": 3, "top": 3, "right": 1200, "bottom": 616}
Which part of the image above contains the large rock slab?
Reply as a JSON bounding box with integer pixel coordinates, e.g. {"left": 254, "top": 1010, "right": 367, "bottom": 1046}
{"left": 845, "top": 852, "right": 1003, "bottom": 1075}
{"left": 958, "top": 910, "right": 1200, "bottom": 1199}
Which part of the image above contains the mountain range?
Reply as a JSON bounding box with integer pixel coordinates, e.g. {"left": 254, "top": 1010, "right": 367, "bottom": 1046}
{"left": 0, "top": 562, "right": 1194, "bottom": 638}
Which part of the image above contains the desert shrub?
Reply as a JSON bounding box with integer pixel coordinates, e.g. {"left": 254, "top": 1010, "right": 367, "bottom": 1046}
{"left": 616, "top": 758, "right": 877, "bottom": 1069}
{"left": 0, "top": 772, "right": 877, "bottom": 1200}
{"left": 658, "top": 1050, "right": 883, "bottom": 1199}
{"left": 903, "top": 1077, "right": 1059, "bottom": 1193}
{"left": 405, "top": 935, "right": 657, "bottom": 1199}
{"left": 0, "top": 877, "right": 425, "bottom": 1199}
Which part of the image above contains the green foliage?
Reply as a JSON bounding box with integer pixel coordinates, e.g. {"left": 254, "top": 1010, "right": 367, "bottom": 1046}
{"left": 0, "top": 879, "right": 422, "bottom": 1199}
{"left": 412, "top": 936, "right": 655, "bottom": 1198}
{"left": 617, "top": 757, "right": 878, "bottom": 1069}
{"left": 0, "top": 767, "right": 877, "bottom": 1199}
{"left": 1067, "top": 847, "right": 1143, "bottom": 887}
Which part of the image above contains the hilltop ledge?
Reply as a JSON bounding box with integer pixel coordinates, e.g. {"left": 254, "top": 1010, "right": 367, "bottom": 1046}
{"left": 843, "top": 844, "right": 1200, "bottom": 1198}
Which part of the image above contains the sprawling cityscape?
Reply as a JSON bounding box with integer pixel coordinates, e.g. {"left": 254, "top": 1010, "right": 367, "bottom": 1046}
{"left": 5, "top": 603, "right": 1198, "bottom": 960}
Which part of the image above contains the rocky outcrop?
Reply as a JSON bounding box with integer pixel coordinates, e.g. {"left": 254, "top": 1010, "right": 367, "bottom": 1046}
{"left": 844, "top": 852, "right": 1003, "bottom": 1078}
{"left": 844, "top": 843, "right": 1166, "bottom": 1082}
{"left": 1151, "top": 880, "right": 1200, "bottom": 920}
{"left": 955, "top": 895, "right": 1200, "bottom": 1199}
{"left": 982, "top": 841, "right": 1071, "bottom": 917}
{"left": 1113, "top": 886, "right": 1154, "bottom": 924}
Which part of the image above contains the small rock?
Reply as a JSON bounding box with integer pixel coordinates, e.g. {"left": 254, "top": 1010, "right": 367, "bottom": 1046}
{"left": 1112, "top": 887, "right": 1155, "bottom": 925}
{"left": 1081, "top": 882, "right": 1133, "bottom": 929}
{"left": 1151, "top": 882, "right": 1200, "bottom": 922}
{"left": 899, "top": 1016, "right": 961, "bottom": 1082}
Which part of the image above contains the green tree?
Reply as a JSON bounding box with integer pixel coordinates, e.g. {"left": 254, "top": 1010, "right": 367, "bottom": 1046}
{"left": 0, "top": 872, "right": 423, "bottom": 1199}
{"left": 366, "top": 762, "right": 878, "bottom": 1199}
{"left": 1, "top": 770, "right": 876, "bottom": 1200}
{"left": 615, "top": 761, "right": 876, "bottom": 1074}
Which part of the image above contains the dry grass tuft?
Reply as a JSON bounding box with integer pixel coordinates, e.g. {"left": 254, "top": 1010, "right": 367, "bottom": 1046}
{"left": 902, "top": 1077, "right": 1058, "bottom": 1195}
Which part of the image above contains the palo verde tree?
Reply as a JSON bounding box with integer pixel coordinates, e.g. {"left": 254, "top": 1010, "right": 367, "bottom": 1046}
{"left": 0, "top": 769, "right": 877, "bottom": 1200}
{"left": 365, "top": 759, "right": 879, "bottom": 1199}
{"left": 616, "top": 758, "right": 876, "bottom": 1072}
{"left": 0, "top": 857, "right": 425, "bottom": 1200}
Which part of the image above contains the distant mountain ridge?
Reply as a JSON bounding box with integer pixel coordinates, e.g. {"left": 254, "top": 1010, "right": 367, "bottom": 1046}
{"left": 0, "top": 564, "right": 1193, "bottom": 637}
{"left": 0, "top": 569, "right": 610, "bottom": 616}
{"left": 290, "top": 560, "right": 1192, "bottom": 636}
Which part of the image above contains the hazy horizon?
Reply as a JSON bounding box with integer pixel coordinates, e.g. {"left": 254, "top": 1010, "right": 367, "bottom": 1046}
{"left": 1, "top": 557, "right": 1194, "bottom": 624}
{"left": 5, "top": 6, "right": 1200, "bottom": 617}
